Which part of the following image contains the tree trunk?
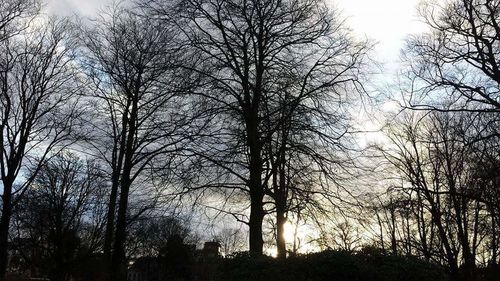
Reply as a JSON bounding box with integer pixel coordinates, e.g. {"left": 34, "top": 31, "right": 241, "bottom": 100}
{"left": 248, "top": 184, "right": 264, "bottom": 256}
{"left": 248, "top": 152, "right": 264, "bottom": 256}
{"left": 110, "top": 92, "right": 138, "bottom": 281}
{"left": 104, "top": 106, "right": 129, "bottom": 261}
{"left": 389, "top": 202, "right": 397, "bottom": 255}
{"left": 110, "top": 180, "right": 130, "bottom": 281}
{"left": 448, "top": 267, "right": 460, "bottom": 281}
{"left": 0, "top": 181, "right": 13, "bottom": 281}
{"left": 460, "top": 259, "right": 476, "bottom": 281}
{"left": 103, "top": 178, "right": 119, "bottom": 259}
{"left": 246, "top": 104, "right": 264, "bottom": 256}
{"left": 276, "top": 157, "right": 288, "bottom": 259}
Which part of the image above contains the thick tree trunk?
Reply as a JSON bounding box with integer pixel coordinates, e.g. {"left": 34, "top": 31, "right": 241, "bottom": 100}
{"left": 0, "top": 181, "right": 13, "bottom": 281}
{"left": 110, "top": 144, "right": 134, "bottom": 281}
{"left": 51, "top": 247, "right": 65, "bottom": 281}
{"left": 246, "top": 102, "right": 264, "bottom": 256}
{"left": 460, "top": 259, "right": 476, "bottom": 281}
{"left": 248, "top": 179, "right": 264, "bottom": 256}
{"left": 448, "top": 267, "right": 460, "bottom": 281}
{"left": 247, "top": 143, "right": 264, "bottom": 255}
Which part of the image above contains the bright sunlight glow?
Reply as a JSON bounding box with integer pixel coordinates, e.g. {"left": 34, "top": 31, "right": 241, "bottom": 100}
{"left": 284, "top": 221, "right": 296, "bottom": 244}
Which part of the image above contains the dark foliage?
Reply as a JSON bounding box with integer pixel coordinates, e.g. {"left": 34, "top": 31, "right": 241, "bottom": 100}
{"left": 217, "top": 248, "right": 447, "bottom": 281}
{"left": 477, "top": 264, "right": 500, "bottom": 281}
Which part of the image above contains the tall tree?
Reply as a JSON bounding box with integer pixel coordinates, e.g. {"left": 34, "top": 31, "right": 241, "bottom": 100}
{"left": 146, "top": 0, "right": 369, "bottom": 256}
{"left": 398, "top": 0, "right": 500, "bottom": 276}
{"left": 0, "top": 14, "right": 81, "bottom": 280}
{"left": 261, "top": 23, "right": 369, "bottom": 257}
{"left": 78, "top": 5, "right": 199, "bottom": 280}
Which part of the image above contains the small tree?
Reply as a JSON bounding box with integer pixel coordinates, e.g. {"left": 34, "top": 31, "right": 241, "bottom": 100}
{"left": 11, "top": 152, "right": 106, "bottom": 281}
{"left": 379, "top": 111, "right": 497, "bottom": 280}
{"left": 127, "top": 216, "right": 198, "bottom": 258}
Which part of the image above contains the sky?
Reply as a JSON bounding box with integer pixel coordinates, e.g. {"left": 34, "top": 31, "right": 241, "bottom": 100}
{"left": 45, "top": 0, "right": 426, "bottom": 71}
{"left": 335, "top": 0, "right": 425, "bottom": 70}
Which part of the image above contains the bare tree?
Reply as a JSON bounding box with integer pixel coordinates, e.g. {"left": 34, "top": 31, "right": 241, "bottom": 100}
{"left": 378, "top": 110, "right": 500, "bottom": 280}
{"left": 78, "top": 5, "right": 200, "bottom": 280}
{"left": 0, "top": 16, "right": 81, "bottom": 280}
{"left": 11, "top": 151, "right": 106, "bottom": 281}
{"left": 213, "top": 227, "right": 246, "bottom": 256}
{"left": 404, "top": 0, "right": 500, "bottom": 113}
{"left": 127, "top": 215, "right": 199, "bottom": 258}
{"left": 396, "top": 0, "right": 500, "bottom": 277}
{"left": 0, "top": 0, "right": 39, "bottom": 42}
{"left": 145, "top": 0, "right": 369, "bottom": 257}
{"left": 262, "top": 37, "right": 369, "bottom": 256}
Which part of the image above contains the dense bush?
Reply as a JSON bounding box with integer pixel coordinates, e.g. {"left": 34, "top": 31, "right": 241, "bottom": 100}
{"left": 217, "top": 249, "right": 447, "bottom": 281}
{"left": 477, "top": 264, "right": 500, "bottom": 281}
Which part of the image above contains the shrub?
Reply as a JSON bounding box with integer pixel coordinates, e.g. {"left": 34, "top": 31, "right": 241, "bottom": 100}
{"left": 216, "top": 249, "right": 447, "bottom": 281}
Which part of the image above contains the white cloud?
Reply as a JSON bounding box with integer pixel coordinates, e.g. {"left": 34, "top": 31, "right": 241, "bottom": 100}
{"left": 332, "top": 0, "right": 427, "bottom": 70}
{"left": 44, "top": 0, "right": 113, "bottom": 16}
{"left": 45, "top": 0, "right": 427, "bottom": 67}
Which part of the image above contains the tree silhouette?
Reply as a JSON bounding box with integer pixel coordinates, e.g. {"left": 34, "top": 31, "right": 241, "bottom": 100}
{"left": 0, "top": 15, "right": 81, "bottom": 280}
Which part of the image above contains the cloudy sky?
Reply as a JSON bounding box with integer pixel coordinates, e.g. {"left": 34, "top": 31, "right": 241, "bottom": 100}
{"left": 336, "top": 0, "right": 425, "bottom": 67}
{"left": 44, "top": 0, "right": 426, "bottom": 70}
